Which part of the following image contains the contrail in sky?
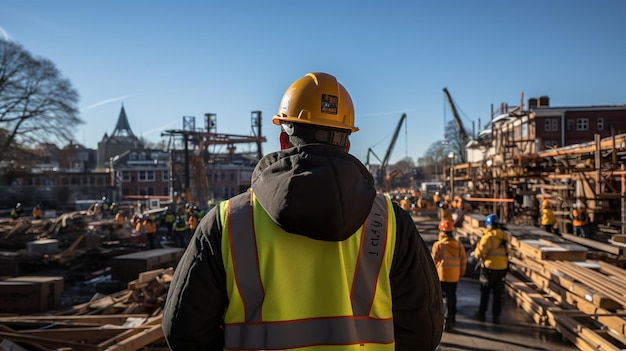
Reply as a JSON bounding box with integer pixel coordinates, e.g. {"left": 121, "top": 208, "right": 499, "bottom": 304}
{"left": 81, "top": 95, "right": 131, "bottom": 112}
{"left": 0, "top": 27, "right": 10, "bottom": 40}
{"left": 141, "top": 120, "right": 179, "bottom": 137}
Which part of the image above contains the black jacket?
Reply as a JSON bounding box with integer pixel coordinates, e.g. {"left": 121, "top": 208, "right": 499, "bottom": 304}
{"left": 162, "top": 144, "right": 443, "bottom": 350}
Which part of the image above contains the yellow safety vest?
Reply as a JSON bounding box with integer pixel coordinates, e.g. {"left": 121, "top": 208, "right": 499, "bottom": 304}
{"left": 220, "top": 191, "right": 396, "bottom": 350}
{"left": 474, "top": 228, "right": 509, "bottom": 270}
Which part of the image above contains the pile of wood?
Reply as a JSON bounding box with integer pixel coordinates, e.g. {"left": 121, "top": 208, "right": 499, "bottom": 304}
{"left": 504, "top": 229, "right": 626, "bottom": 351}
{"left": 0, "top": 267, "right": 173, "bottom": 350}
{"left": 456, "top": 212, "right": 626, "bottom": 350}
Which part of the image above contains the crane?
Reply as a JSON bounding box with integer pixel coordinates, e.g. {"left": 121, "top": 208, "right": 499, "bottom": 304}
{"left": 443, "top": 87, "right": 471, "bottom": 149}
{"left": 367, "top": 113, "right": 407, "bottom": 190}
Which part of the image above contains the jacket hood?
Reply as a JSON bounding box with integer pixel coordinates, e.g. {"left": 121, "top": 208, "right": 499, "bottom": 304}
{"left": 251, "top": 144, "right": 376, "bottom": 241}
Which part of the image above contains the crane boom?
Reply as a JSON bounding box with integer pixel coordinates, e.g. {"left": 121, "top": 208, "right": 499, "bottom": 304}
{"left": 443, "top": 87, "right": 470, "bottom": 146}
{"left": 382, "top": 113, "right": 407, "bottom": 168}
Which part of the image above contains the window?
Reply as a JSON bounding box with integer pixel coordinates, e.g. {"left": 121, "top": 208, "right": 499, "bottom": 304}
{"left": 576, "top": 118, "right": 589, "bottom": 131}
{"left": 544, "top": 119, "right": 552, "bottom": 132}
{"left": 162, "top": 171, "right": 169, "bottom": 181}
{"left": 567, "top": 120, "right": 574, "bottom": 131}
{"left": 122, "top": 171, "right": 131, "bottom": 182}
{"left": 138, "top": 170, "right": 155, "bottom": 182}
{"left": 551, "top": 119, "right": 558, "bottom": 131}
{"left": 597, "top": 118, "right": 604, "bottom": 131}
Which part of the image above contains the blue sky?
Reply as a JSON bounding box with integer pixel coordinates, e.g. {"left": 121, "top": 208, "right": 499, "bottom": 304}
{"left": 2, "top": 1, "right": 625, "bottom": 165}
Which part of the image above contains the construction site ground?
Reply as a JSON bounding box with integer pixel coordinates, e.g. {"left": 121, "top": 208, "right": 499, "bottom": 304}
{"left": 414, "top": 212, "right": 578, "bottom": 351}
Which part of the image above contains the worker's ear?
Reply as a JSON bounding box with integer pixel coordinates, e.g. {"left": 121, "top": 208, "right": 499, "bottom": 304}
{"left": 279, "top": 131, "right": 292, "bottom": 150}
{"left": 344, "top": 139, "right": 350, "bottom": 152}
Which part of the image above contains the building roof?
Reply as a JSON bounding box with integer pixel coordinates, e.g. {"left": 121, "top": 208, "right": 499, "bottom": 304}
{"left": 111, "top": 105, "right": 137, "bottom": 140}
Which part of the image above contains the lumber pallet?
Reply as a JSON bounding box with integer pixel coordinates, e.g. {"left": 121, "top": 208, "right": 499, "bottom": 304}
{"left": 0, "top": 267, "right": 173, "bottom": 350}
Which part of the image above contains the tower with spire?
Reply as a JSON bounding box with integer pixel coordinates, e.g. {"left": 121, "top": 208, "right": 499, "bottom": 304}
{"left": 96, "top": 104, "right": 144, "bottom": 169}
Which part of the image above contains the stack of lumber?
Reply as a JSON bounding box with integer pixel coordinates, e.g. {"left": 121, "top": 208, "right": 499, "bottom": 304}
{"left": 456, "top": 213, "right": 626, "bottom": 350}
{"left": 504, "top": 226, "right": 626, "bottom": 351}
{"left": 0, "top": 267, "right": 173, "bottom": 350}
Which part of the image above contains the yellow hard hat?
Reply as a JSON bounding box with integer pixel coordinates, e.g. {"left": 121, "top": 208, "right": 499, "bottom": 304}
{"left": 542, "top": 199, "right": 550, "bottom": 208}
{"left": 273, "top": 72, "right": 358, "bottom": 132}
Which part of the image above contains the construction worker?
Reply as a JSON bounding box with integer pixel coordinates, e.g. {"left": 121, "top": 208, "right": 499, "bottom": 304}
{"left": 433, "top": 191, "right": 441, "bottom": 207}
{"left": 540, "top": 199, "right": 557, "bottom": 234}
{"left": 32, "top": 204, "right": 43, "bottom": 219}
{"left": 570, "top": 203, "right": 588, "bottom": 238}
{"left": 171, "top": 215, "right": 187, "bottom": 248}
{"left": 10, "top": 203, "right": 22, "bottom": 220}
{"left": 114, "top": 211, "right": 125, "bottom": 229}
{"left": 399, "top": 196, "right": 411, "bottom": 212}
{"left": 163, "top": 207, "right": 175, "bottom": 237}
{"left": 163, "top": 72, "right": 443, "bottom": 350}
{"left": 134, "top": 214, "right": 146, "bottom": 246}
{"left": 431, "top": 220, "right": 467, "bottom": 331}
{"left": 144, "top": 216, "right": 158, "bottom": 249}
{"left": 473, "top": 214, "right": 509, "bottom": 323}
{"left": 187, "top": 211, "right": 199, "bottom": 243}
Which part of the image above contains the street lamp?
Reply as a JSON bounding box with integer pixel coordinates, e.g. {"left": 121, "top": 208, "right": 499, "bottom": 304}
{"left": 448, "top": 152, "right": 455, "bottom": 199}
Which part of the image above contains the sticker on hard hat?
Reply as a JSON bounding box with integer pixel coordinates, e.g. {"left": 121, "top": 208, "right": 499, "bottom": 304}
{"left": 321, "top": 94, "right": 338, "bottom": 115}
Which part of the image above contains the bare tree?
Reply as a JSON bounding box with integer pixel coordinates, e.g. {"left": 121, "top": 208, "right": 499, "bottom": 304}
{"left": 0, "top": 39, "right": 82, "bottom": 163}
{"left": 443, "top": 120, "right": 467, "bottom": 163}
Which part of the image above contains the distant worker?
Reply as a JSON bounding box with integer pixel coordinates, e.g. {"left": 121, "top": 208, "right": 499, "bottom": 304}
{"left": 433, "top": 191, "right": 441, "bottom": 206}
{"left": 163, "top": 208, "right": 175, "bottom": 237}
{"left": 431, "top": 220, "right": 467, "bottom": 331}
{"left": 144, "top": 216, "right": 158, "bottom": 249}
{"left": 540, "top": 199, "right": 557, "bottom": 234}
{"left": 101, "top": 196, "right": 110, "bottom": 217}
{"left": 32, "top": 204, "right": 42, "bottom": 219}
{"left": 134, "top": 215, "right": 146, "bottom": 245}
{"left": 399, "top": 196, "right": 411, "bottom": 212}
{"left": 163, "top": 72, "right": 443, "bottom": 350}
{"left": 115, "top": 211, "right": 125, "bottom": 229}
{"left": 171, "top": 215, "right": 187, "bottom": 248}
{"left": 10, "top": 203, "right": 22, "bottom": 220}
{"left": 187, "top": 211, "right": 199, "bottom": 242}
{"left": 570, "top": 203, "right": 588, "bottom": 238}
{"left": 473, "top": 214, "right": 509, "bottom": 323}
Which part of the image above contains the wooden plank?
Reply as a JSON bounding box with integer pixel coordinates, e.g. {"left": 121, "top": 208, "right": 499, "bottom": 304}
{"left": 0, "top": 314, "right": 148, "bottom": 326}
{"left": 516, "top": 239, "right": 587, "bottom": 261}
{"left": 554, "top": 313, "right": 624, "bottom": 351}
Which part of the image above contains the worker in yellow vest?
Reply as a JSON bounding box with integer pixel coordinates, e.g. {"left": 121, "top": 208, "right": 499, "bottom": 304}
{"left": 431, "top": 220, "right": 467, "bottom": 331}
{"left": 171, "top": 215, "right": 187, "bottom": 248}
{"left": 473, "top": 214, "right": 509, "bottom": 323}
{"left": 163, "top": 72, "right": 443, "bottom": 350}
{"left": 540, "top": 199, "right": 557, "bottom": 234}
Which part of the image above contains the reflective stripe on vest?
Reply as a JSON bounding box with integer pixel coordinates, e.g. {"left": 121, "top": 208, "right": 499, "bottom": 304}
{"left": 223, "top": 192, "right": 394, "bottom": 350}
{"left": 439, "top": 241, "right": 463, "bottom": 268}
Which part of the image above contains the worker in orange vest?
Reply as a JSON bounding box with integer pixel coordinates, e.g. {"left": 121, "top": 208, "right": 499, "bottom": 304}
{"left": 144, "top": 216, "right": 158, "bottom": 249}
{"left": 431, "top": 220, "right": 467, "bottom": 331}
{"left": 32, "top": 204, "right": 43, "bottom": 219}
{"left": 570, "top": 204, "right": 588, "bottom": 238}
